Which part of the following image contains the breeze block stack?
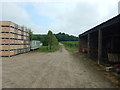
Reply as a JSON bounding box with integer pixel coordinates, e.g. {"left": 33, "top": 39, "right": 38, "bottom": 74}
{"left": 0, "top": 21, "right": 30, "bottom": 57}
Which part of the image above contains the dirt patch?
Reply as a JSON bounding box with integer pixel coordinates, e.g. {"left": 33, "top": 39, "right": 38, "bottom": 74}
{"left": 2, "top": 45, "right": 118, "bottom": 88}
{"left": 74, "top": 52, "right": 120, "bottom": 88}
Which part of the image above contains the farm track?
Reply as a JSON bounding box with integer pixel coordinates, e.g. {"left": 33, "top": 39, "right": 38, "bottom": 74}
{"left": 2, "top": 45, "right": 117, "bottom": 88}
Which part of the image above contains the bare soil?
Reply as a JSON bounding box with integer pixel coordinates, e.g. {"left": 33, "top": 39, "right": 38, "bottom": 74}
{"left": 2, "top": 45, "right": 118, "bottom": 88}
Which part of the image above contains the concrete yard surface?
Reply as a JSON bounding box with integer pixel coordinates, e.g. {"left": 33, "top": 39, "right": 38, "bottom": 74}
{"left": 2, "top": 45, "right": 117, "bottom": 88}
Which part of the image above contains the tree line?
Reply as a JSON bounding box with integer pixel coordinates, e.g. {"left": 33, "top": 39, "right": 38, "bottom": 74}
{"left": 30, "top": 32, "right": 78, "bottom": 46}
{"left": 30, "top": 30, "right": 59, "bottom": 50}
{"left": 55, "top": 32, "right": 78, "bottom": 41}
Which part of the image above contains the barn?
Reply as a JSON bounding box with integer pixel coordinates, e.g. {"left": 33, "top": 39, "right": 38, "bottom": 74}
{"left": 79, "top": 14, "right": 120, "bottom": 63}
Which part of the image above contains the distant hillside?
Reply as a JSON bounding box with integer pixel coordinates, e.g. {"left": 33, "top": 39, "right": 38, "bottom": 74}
{"left": 55, "top": 32, "right": 78, "bottom": 41}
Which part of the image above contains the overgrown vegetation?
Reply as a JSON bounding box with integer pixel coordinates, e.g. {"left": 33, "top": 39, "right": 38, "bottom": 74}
{"left": 47, "top": 30, "right": 59, "bottom": 50}
{"left": 30, "top": 30, "right": 78, "bottom": 52}
{"left": 32, "top": 34, "right": 48, "bottom": 46}
{"left": 35, "top": 45, "right": 60, "bottom": 52}
{"left": 61, "top": 41, "right": 78, "bottom": 52}
{"left": 32, "top": 32, "right": 78, "bottom": 45}
{"left": 33, "top": 30, "right": 59, "bottom": 52}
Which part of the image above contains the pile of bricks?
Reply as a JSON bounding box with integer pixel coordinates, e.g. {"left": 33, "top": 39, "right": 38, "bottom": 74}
{"left": 0, "top": 21, "right": 30, "bottom": 57}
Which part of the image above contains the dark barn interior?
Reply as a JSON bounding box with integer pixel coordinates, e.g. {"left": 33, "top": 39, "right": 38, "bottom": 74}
{"left": 79, "top": 15, "right": 120, "bottom": 63}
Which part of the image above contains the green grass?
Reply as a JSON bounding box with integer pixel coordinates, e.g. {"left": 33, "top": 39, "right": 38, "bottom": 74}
{"left": 34, "top": 45, "right": 60, "bottom": 52}
{"left": 61, "top": 41, "right": 78, "bottom": 52}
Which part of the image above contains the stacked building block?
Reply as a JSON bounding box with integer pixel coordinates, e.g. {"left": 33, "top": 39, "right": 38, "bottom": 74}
{"left": 0, "top": 21, "right": 30, "bottom": 57}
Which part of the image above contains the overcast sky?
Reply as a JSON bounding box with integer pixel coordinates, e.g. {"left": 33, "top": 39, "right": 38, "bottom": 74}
{"left": 0, "top": 0, "right": 120, "bottom": 36}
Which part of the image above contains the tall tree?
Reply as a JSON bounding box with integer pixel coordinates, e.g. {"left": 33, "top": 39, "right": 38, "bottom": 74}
{"left": 29, "top": 28, "right": 33, "bottom": 41}
{"left": 47, "top": 30, "right": 53, "bottom": 50}
{"left": 47, "top": 30, "right": 58, "bottom": 50}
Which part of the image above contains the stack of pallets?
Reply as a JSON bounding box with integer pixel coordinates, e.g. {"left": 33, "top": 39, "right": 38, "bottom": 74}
{"left": 0, "top": 21, "right": 30, "bottom": 57}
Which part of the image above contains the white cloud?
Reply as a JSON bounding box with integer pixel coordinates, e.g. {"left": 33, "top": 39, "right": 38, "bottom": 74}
{"left": 33, "top": 0, "right": 119, "bottom": 36}
{"left": 1, "top": 0, "right": 120, "bottom": 36}
{"left": 1, "top": 2, "right": 30, "bottom": 25}
{"left": 0, "top": 2, "right": 45, "bottom": 34}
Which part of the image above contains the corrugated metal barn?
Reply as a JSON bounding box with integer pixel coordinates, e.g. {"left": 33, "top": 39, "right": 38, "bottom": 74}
{"left": 79, "top": 14, "right": 120, "bottom": 63}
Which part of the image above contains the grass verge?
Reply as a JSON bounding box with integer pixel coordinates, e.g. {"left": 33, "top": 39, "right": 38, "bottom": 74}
{"left": 34, "top": 45, "right": 60, "bottom": 52}
{"left": 61, "top": 41, "right": 78, "bottom": 52}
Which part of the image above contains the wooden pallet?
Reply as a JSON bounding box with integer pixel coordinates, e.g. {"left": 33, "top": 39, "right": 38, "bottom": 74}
{"left": 1, "top": 51, "right": 14, "bottom": 56}
{"left": 18, "top": 30, "right": 22, "bottom": 35}
{"left": 0, "top": 39, "right": 10, "bottom": 44}
{"left": 0, "top": 21, "right": 16, "bottom": 28}
{"left": 0, "top": 33, "right": 15, "bottom": 38}
{"left": 108, "top": 53, "right": 120, "bottom": 62}
{"left": 0, "top": 45, "right": 10, "bottom": 50}
{"left": 18, "top": 25, "right": 22, "bottom": 30}
{"left": 0, "top": 21, "right": 30, "bottom": 57}
{"left": 18, "top": 35, "right": 22, "bottom": 39}
{"left": 1, "top": 27, "right": 15, "bottom": 33}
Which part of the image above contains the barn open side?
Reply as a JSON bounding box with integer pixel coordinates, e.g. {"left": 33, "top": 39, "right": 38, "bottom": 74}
{"left": 79, "top": 14, "right": 120, "bottom": 64}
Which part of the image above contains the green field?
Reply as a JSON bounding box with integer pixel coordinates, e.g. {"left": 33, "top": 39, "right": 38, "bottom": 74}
{"left": 61, "top": 41, "right": 78, "bottom": 52}
{"left": 34, "top": 45, "right": 60, "bottom": 52}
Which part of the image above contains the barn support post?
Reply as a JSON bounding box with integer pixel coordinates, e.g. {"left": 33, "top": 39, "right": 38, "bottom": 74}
{"left": 98, "top": 30, "right": 102, "bottom": 64}
{"left": 87, "top": 34, "right": 90, "bottom": 57}
{"left": 78, "top": 35, "right": 81, "bottom": 52}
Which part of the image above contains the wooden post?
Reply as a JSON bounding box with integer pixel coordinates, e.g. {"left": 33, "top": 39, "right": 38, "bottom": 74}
{"left": 78, "top": 35, "right": 81, "bottom": 52}
{"left": 87, "top": 34, "right": 90, "bottom": 57}
{"left": 98, "top": 30, "right": 102, "bottom": 64}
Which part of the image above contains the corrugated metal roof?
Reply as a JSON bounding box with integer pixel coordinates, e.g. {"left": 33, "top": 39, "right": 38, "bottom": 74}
{"left": 79, "top": 14, "right": 120, "bottom": 37}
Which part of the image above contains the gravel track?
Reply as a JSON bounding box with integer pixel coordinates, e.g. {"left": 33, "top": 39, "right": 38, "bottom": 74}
{"left": 2, "top": 45, "right": 116, "bottom": 88}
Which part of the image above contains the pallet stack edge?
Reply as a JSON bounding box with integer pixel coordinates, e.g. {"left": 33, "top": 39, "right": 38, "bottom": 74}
{"left": 0, "top": 21, "right": 30, "bottom": 57}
